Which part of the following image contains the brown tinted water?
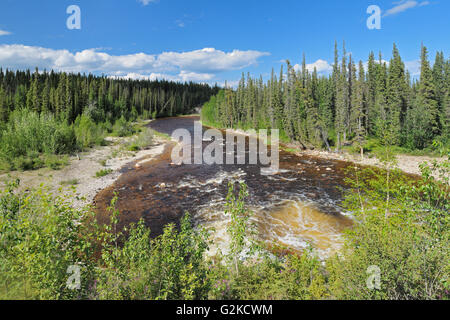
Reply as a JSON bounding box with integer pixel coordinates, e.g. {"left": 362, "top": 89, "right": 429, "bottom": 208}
{"left": 94, "top": 116, "right": 355, "bottom": 257}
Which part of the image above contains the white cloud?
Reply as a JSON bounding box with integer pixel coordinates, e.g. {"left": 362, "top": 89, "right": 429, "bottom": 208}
{"left": 362, "top": 59, "right": 390, "bottom": 72}
{"left": 156, "top": 48, "right": 269, "bottom": 73}
{"left": 0, "top": 44, "right": 269, "bottom": 83}
{"left": 0, "top": 30, "right": 11, "bottom": 36}
{"left": 306, "top": 59, "right": 333, "bottom": 73}
{"left": 383, "top": 0, "right": 430, "bottom": 17}
{"left": 137, "top": 0, "right": 157, "bottom": 6}
{"left": 219, "top": 80, "right": 240, "bottom": 89}
{"left": 293, "top": 59, "right": 333, "bottom": 74}
{"left": 111, "top": 71, "right": 215, "bottom": 83}
{"left": 405, "top": 60, "right": 421, "bottom": 76}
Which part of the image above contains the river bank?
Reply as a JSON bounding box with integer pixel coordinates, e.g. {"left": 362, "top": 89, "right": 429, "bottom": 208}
{"left": 203, "top": 121, "right": 446, "bottom": 179}
{"left": 297, "top": 148, "right": 447, "bottom": 178}
{"left": 0, "top": 123, "right": 170, "bottom": 208}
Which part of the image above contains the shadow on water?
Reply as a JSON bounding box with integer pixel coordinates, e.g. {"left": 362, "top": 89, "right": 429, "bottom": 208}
{"left": 94, "top": 116, "right": 356, "bottom": 257}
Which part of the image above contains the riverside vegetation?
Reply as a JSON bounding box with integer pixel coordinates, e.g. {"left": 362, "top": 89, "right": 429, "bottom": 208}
{"left": 0, "top": 142, "right": 448, "bottom": 300}
{"left": 0, "top": 70, "right": 218, "bottom": 172}
{"left": 202, "top": 43, "right": 449, "bottom": 156}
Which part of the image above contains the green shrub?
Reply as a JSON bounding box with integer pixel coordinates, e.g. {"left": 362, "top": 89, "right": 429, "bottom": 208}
{"left": 95, "top": 169, "right": 113, "bottom": 178}
{"left": 0, "top": 109, "right": 77, "bottom": 166}
{"left": 327, "top": 154, "right": 449, "bottom": 300}
{"left": 0, "top": 182, "right": 96, "bottom": 299}
{"left": 13, "top": 157, "right": 33, "bottom": 171}
{"left": 60, "top": 179, "right": 79, "bottom": 186}
{"left": 44, "top": 154, "right": 69, "bottom": 170}
{"left": 95, "top": 211, "right": 211, "bottom": 300}
{"left": 74, "top": 114, "right": 105, "bottom": 149}
{"left": 112, "top": 116, "right": 134, "bottom": 137}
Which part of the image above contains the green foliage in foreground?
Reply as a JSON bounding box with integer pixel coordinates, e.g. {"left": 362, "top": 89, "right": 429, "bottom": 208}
{"left": 0, "top": 150, "right": 448, "bottom": 300}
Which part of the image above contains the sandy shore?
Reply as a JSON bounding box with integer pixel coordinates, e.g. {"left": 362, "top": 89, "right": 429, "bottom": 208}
{"left": 0, "top": 129, "right": 170, "bottom": 208}
{"left": 208, "top": 123, "right": 447, "bottom": 179}
{"left": 298, "top": 148, "right": 447, "bottom": 178}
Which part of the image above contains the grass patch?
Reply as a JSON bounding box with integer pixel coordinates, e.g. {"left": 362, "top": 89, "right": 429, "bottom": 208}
{"left": 43, "top": 155, "right": 69, "bottom": 170}
{"left": 344, "top": 137, "right": 445, "bottom": 158}
{"left": 95, "top": 169, "right": 113, "bottom": 178}
{"left": 281, "top": 146, "right": 299, "bottom": 154}
{"left": 60, "top": 179, "right": 79, "bottom": 186}
{"left": 0, "top": 154, "right": 69, "bottom": 172}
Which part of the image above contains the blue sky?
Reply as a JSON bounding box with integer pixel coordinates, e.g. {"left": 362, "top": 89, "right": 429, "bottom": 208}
{"left": 0, "top": 0, "right": 448, "bottom": 85}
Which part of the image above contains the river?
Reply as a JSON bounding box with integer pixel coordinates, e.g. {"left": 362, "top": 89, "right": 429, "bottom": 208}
{"left": 94, "top": 116, "right": 355, "bottom": 258}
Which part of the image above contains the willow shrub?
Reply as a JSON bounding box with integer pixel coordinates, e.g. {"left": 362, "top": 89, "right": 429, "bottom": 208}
{"left": 0, "top": 109, "right": 77, "bottom": 167}
{"left": 214, "top": 249, "right": 328, "bottom": 300}
{"left": 95, "top": 201, "right": 211, "bottom": 300}
{"left": 0, "top": 183, "right": 211, "bottom": 300}
{"left": 74, "top": 114, "right": 105, "bottom": 150}
{"left": 0, "top": 181, "right": 96, "bottom": 299}
{"left": 112, "top": 115, "right": 134, "bottom": 137}
{"left": 327, "top": 151, "right": 449, "bottom": 300}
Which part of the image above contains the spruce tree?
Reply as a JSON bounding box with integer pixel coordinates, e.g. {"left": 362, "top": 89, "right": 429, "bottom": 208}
{"left": 0, "top": 84, "right": 7, "bottom": 122}
{"left": 335, "top": 42, "right": 348, "bottom": 151}
{"left": 432, "top": 51, "right": 445, "bottom": 134}
{"left": 442, "top": 58, "right": 450, "bottom": 140}
{"left": 386, "top": 43, "right": 406, "bottom": 145}
{"left": 405, "top": 45, "right": 439, "bottom": 148}
{"left": 351, "top": 61, "right": 367, "bottom": 159}
{"left": 367, "top": 51, "right": 377, "bottom": 134}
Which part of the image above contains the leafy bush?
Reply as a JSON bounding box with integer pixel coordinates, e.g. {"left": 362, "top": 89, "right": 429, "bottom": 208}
{"left": 83, "top": 103, "right": 105, "bottom": 124}
{"left": 0, "top": 110, "right": 77, "bottom": 168}
{"left": 112, "top": 116, "right": 134, "bottom": 137}
{"left": 95, "top": 208, "right": 211, "bottom": 300}
{"left": 74, "top": 114, "right": 105, "bottom": 150}
{"left": 327, "top": 150, "right": 449, "bottom": 300}
{"left": 0, "top": 184, "right": 212, "bottom": 300}
{"left": 0, "top": 182, "right": 96, "bottom": 299}
{"left": 44, "top": 154, "right": 69, "bottom": 170}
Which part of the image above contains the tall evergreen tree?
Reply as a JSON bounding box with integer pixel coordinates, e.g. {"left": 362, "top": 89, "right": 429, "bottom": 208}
{"left": 405, "top": 45, "right": 439, "bottom": 148}
{"left": 351, "top": 61, "right": 367, "bottom": 159}
{"left": 386, "top": 43, "right": 407, "bottom": 144}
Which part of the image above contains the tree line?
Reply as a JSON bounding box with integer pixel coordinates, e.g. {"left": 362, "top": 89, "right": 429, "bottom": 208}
{"left": 0, "top": 68, "right": 218, "bottom": 171}
{"left": 202, "top": 43, "right": 449, "bottom": 153}
{"left": 0, "top": 68, "right": 219, "bottom": 124}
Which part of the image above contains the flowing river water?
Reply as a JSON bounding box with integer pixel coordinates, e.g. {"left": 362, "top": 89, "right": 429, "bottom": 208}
{"left": 94, "top": 116, "right": 355, "bottom": 258}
